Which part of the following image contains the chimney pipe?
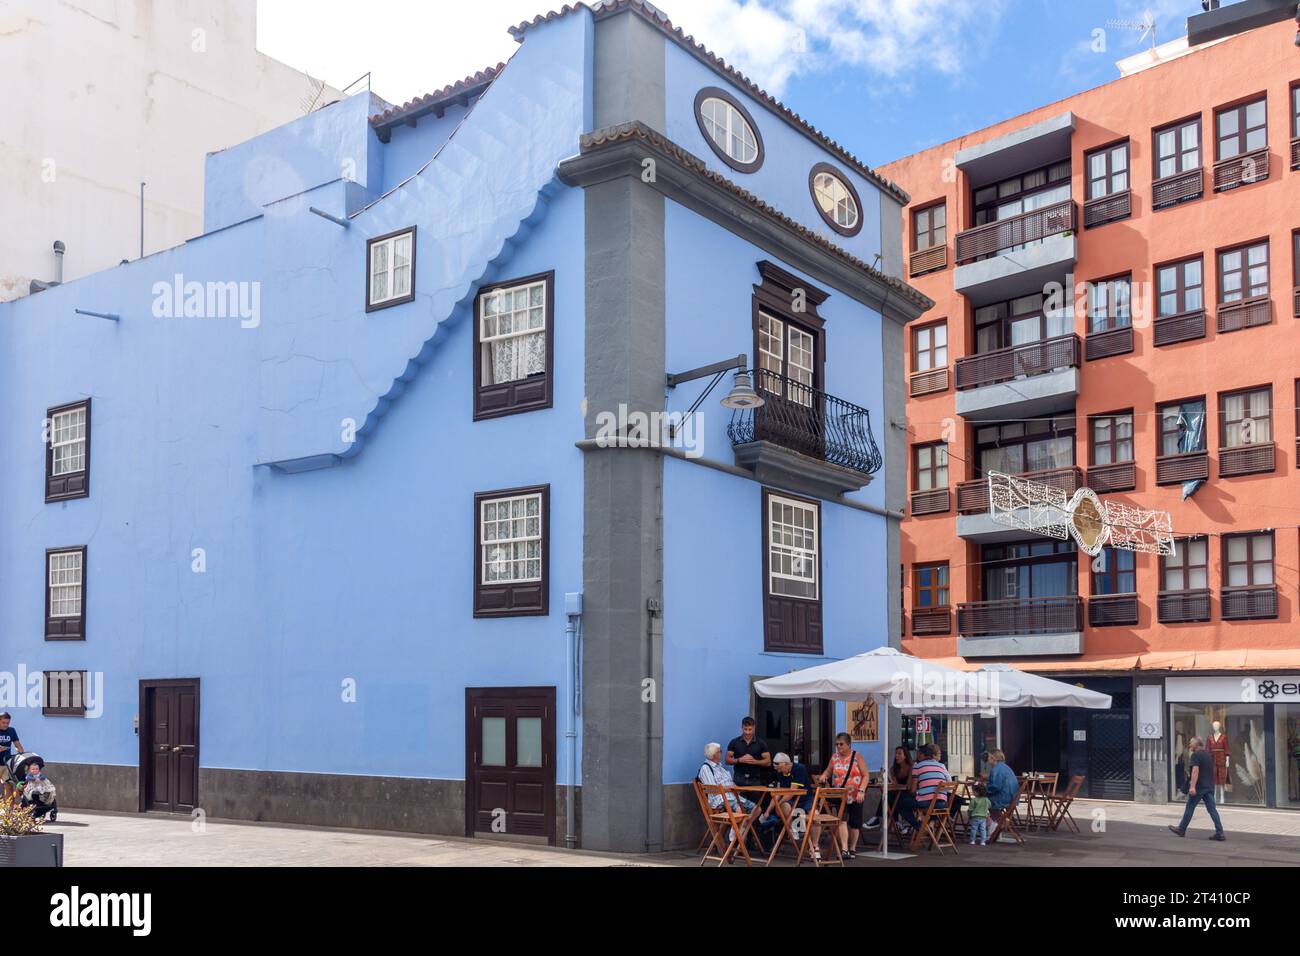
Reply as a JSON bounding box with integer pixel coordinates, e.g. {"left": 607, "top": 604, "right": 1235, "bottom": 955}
{"left": 53, "top": 240, "right": 65, "bottom": 284}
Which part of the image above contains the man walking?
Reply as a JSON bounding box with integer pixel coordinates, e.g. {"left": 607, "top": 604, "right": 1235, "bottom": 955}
{"left": 1168, "top": 735, "right": 1226, "bottom": 841}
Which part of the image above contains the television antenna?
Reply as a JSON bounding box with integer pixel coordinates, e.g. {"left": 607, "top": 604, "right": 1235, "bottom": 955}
{"left": 1109, "top": 9, "right": 1158, "bottom": 51}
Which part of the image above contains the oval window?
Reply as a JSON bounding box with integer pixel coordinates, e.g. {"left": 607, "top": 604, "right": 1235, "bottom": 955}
{"left": 809, "top": 163, "right": 863, "bottom": 237}
{"left": 693, "top": 87, "right": 764, "bottom": 173}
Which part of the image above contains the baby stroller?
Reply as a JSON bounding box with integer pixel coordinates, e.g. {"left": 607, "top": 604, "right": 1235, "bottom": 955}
{"left": 9, "top": 753, "right": 57, "bottom": 822}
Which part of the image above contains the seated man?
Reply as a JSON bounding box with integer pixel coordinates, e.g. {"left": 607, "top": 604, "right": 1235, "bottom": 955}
{"left": 984, "top": 749, "right": 1019, "bottom": 841}
{"left": 756, "top": 752, "right": 814, "bottom": 848}
{"left": 895, "top": 743, "right": 951, "bottom": 832}
{"left": 698, "top": 742, "right": 755, "bottom": 815}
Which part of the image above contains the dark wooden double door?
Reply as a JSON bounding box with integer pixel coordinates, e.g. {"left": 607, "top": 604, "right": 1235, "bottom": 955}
{"left": 139, "top": 679, "right": 200, "bottom": 813}
{"left": 465, "top": 687, "right": 556, "bottom": 844}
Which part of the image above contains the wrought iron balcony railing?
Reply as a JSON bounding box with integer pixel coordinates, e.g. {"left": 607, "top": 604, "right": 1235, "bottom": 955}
{"left": 727, "top": 368, "right": 883, "bottom": 477}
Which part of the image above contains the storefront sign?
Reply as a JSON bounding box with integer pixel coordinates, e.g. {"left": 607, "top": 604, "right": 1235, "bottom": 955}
{"left": 1165, "top": 676, "right": 1300, "bottom": 704}
{"left": 849, "top": 699, "right": 878, "bottom": 742}
{"left": 914, "top": 715, "right": 931, "bottom": 734}
{"left": 1136, "top": 684, "right": 1163, "bottom": 738}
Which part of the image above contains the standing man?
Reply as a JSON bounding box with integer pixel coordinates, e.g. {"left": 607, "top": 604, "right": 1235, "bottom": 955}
{"left": 0, "top": 713, "right": 23, "bottom": 800}
{"left": 1168, "top": 736, "right": 1226, "bottom": 842}
{"left": 725, "top": 716, "right": 772, "bottom": 788}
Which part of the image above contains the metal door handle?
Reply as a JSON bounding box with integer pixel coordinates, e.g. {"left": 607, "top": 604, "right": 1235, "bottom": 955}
{"left": 171, "top": 745, "right": 182, "bottom": 753}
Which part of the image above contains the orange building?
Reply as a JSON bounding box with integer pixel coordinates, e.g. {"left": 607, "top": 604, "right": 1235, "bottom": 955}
{"left": 878, "top": 3, "right": 1300, "bottom": 809}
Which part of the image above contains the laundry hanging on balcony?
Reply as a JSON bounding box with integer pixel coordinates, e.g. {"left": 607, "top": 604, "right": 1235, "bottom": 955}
{"left": 1177, "top": 407, "right": 1205, "bottom": 500}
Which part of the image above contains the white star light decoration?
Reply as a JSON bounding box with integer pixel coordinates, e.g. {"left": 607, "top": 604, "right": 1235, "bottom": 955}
{"left": 986, "top": 471, "right": 1174, "bottom": 556}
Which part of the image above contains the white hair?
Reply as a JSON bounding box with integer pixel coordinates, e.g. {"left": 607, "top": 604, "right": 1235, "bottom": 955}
{"left": 704, "top": 742, "right": 722, "bottom": 760}
{"left": 773, "top": 752, "right": 792, "bottom": 766}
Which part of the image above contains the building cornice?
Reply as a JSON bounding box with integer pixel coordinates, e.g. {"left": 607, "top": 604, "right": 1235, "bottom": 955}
{"left": 558, "top": 122, "right": 934, "bottom": 323}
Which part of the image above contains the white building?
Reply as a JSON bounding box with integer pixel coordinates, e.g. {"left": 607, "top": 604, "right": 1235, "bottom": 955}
{"left": 0, "top": 0, "right": 341, "bottom": 299}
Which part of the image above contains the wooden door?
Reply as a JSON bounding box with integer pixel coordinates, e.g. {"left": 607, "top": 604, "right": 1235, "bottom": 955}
{"left": 465, "top": 687, "right": 556, "bottom": 844}
{"left": 140, "top": 680, "right": 200, "bottom": 813}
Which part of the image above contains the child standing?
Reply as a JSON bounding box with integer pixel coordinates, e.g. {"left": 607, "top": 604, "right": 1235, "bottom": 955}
{"left": 968, "top": 783, "right": 991, "bottom": 846}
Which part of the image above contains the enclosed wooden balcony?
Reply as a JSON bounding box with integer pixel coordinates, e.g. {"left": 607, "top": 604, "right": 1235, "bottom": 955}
{"left": 958, "top": 596, "right": 1084, "bottom": 637}
{"left": 1088, "top": 593, "right": 1138, "bottom": 627}
{"left": 1155, "top": 450, "right": 1209, "bottom": 485}
{"left": 1083, "top": 190, "right": 1130, "bottom": 229}
{"left": 1087, "top": 460, "right": 1136, "bottom": 493}
{"left": 908, "top": 367, "right": 949, "bottom": 397}
{"left": 1213, "top": 147, "right": 1269, "bottom": 191}
{"left": 1221, "top": 585, "right": 1278, "bottom": 621}
{"left": 911, "top": 607, "right": 952, "bottom": 636}
{"left": 1158, "top": 589, "right": 1211, "bottom": 623}
{"left": 1218, "top": 442, "right": 1275, "bottom": 478}
{"left": 954, "top": 334, "right": 1081, "bottom": 391}
{"left": 1216, "top": 296, "right": 1272, "bottom": 334}
{"left": 954, "top": 200, "right": 1076, "bottom": 265}
{"left": 1151, "top": 168, "right": 1203, "bottom": 210}
{"left": 1153, "top": 309, "right": 1206, "bottom": 346}
{"left": 957, "top": 465, "right": 1082, "bottom": 515}
{"left": 909, "top": 244, "right": 947, "bottom": 278}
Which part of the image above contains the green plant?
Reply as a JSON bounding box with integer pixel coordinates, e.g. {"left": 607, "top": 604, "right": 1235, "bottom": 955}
{"left": 0, "top": 799, "right": 43, "bottom": 836}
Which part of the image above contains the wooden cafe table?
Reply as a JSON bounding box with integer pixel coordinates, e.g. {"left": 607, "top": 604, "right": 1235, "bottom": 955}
{"left": 733, "top": 785, "right": 811, "bottom": 866}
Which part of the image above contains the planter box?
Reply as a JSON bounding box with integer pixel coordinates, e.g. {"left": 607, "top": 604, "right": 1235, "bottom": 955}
{"left": 0, "top": 832, "right": 63, "bottom": 867}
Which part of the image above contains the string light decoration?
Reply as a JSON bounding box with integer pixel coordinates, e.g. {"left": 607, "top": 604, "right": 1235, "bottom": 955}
{"left": 986, "top": 471, "right": 1174, "bottom": 557}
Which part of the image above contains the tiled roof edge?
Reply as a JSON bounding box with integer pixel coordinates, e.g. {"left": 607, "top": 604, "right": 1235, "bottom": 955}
{"left": 369, "top": 64, "right": 505, "bottom": 128}
{"left": 509, "top": 0, "right": 911, "bottom": 206}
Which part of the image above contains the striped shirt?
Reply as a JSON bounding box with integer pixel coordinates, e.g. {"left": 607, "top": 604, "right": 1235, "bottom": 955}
{"left": 911, "top": 758, "right": 951, "bottom": 805}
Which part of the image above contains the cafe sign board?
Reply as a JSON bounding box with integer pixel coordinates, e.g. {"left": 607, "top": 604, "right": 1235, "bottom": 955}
{"left": 850, "top": 699, "right": 878, "bottom": 742}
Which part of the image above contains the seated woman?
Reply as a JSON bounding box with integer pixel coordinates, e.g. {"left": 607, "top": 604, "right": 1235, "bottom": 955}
{"left": 984, "top": 749, "right": 1020, "bottom": 841}
{"left": 865, "top": 745, "right": 911, "bottom": 830}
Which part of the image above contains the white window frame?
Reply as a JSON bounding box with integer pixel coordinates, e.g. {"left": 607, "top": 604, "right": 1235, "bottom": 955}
{"left": 367, "top": 229, "right": 414, "bottom": 307}
{"left": 479, "top": 278, "right": 548, "bottom": 385}
{"left": 48, "top": 550, "right": 83, "bottom": 618}
{"left": 50, "top": 406, "right": 86, "bottom": 477}
{"left": 700, "top": 96, "right": 758, "bottom": 165}
{"left": 479, "top": 492, "right": 544, "bottom": 586}
{"left": 767, "top": 494, "right": 819, "bottom": 600}
{"left": 813, "top": 172, "right": 859, "bottom": 229}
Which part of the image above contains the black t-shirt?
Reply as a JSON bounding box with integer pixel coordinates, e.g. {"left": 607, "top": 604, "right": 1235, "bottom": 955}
{"left": 0, "top": 727, "right": 19, "bottom": 756}
{"left": 726, "top": 735, "right": 771, "bottom": 786}
{"left": 1189, "top": 749, "right": 1215, "bottom": 794}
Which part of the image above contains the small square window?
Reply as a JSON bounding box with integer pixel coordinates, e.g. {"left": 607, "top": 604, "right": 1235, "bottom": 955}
{"left": 42, "top": 669, "right": 89, "bottom": 716}
{"left": 366, "top": 228, "right": 416, "bottom": 311}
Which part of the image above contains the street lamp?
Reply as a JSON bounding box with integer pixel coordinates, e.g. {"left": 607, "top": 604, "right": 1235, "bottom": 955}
{"left": 665, "top": 353, "right": 764, "bottom": 437}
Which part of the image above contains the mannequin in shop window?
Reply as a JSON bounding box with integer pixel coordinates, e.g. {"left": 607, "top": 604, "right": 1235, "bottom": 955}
{"left": 1206, "top": 720, "right": 1231, "bottom": 802}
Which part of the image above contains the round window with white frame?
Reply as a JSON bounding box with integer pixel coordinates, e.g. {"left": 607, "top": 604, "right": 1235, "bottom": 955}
{"left": 693, "top": 87, "right": 764, "bottom": 174}
{"left": 809, "top": 163, "right": 863, "bottom": 237}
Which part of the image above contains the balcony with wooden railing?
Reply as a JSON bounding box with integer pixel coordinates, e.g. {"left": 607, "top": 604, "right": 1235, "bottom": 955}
{"left": 1087, "top": 460, "right": 1136, "bottom": 494}
{"left": 1221, "top": 584, "right": 1278, "bottom": 621}
{"left": 1085, "top": 324, "right": 1133, "bottom": 361}
{"left": 1216, "top": 296, "right": 1272, "bottom": 333}
{"left": 1083, "top": 190, "right": 1130, "bottom": 229}
{"left": 909, "top": 367, "right": 949, "bottom": 397}
{"left": 1153, "top": 309, "right": 1206, "bottom": 346}
{"left": 958, "top": 596, "right": 1084, "bottom": 637}
{"left": 1213, "top": 147, "right": 1269, "bottom": 191}
{"left": 954, "top": 200, "right": 1076, "bottom": 265}
{"left": 911, "top": 607, "right": 952, "bottom": 636}
{"left": 1156, "top": 450, "right": 1209, "bottom": 485}
{"left": 1152, "top": 168, "right": 1203, "bottom": 210}
{"left": 909, "top": 244, "right": 947, "bottom": 278}
{"left": 957, "top": 465, "right": 1082, "bottom": 515}
{"left": 1157, "top": 589, "right": 1211, "bottom": 624}
{"left": 1218, "top": 442, "right": 1275, "bottom": 478}
{"left": 954, "top": 334, "right": 1081, "bottom": 391}
{"left": 1088, "top": 593, "right": 1139, "bottom": 627}
{"left": 910, "top": 488, "right": 951, "bottom": 517}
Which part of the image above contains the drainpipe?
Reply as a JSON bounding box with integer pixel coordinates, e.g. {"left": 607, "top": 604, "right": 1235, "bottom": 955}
{"left": 564, "top": 592, "right": 583, "bottom": 849}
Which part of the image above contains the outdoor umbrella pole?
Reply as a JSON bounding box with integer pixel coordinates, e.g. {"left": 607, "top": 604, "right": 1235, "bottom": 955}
{"left": 881, "top": 697, "right": 889, "bottom": 858}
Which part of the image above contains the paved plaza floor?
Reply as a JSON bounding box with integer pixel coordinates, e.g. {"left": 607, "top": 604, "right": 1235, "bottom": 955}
{"left": 46, "top": 797, "right": 1300, "bottom": 867}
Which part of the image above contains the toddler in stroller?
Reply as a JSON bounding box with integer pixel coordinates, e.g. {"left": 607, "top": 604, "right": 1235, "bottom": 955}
{"left": 10, "top": 753, "right": 57, "bottom": 821}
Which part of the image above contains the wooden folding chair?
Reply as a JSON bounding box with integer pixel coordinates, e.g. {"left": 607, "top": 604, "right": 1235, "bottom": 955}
{"left": 1046, "top": 775, "right": 1085, "bottom": 832}
{"left": 700, "top": 785, "right": 757, "bottom": 866}
{"left": 692, "top": 780, "right": 715, "bottom": 853}
{"left": 1032, "top": 772, "right": 1059, "bottom": 827}
{"left": 988, "top": 788, "right": 1026, "bottom": 846}
{"left": 796, "top": 787, "right": 846, "bottom": 867}
{"left": 909, "top": 781, "right": 959, "bottom": 854}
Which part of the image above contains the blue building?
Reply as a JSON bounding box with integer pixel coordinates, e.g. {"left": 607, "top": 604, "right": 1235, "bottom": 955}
{"left": 0, "top": 1, "right": 930, "bottom": 852}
